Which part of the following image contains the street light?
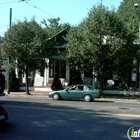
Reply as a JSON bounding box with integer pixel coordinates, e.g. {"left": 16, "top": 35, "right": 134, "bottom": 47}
{"left": 134, "top": 3, "right": 140, "bottom": 99}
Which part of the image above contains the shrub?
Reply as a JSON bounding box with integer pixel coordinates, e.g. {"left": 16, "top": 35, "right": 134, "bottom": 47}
{"left": 10, "top": 70, "right": 20, "bottom": 92}
{"left": 51, "top": 73, "right": 63, "bottom": 91}
{"left": 0, "top": 72, "right": 5, "bottom": 93}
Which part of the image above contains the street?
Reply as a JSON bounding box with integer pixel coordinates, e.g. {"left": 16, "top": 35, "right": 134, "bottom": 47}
{"left": 0, "top": 97, "right": 140, "bottom": 140}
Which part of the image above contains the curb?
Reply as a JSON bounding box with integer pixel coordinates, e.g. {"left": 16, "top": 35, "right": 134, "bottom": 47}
{"left": 6, "top": 94, "right": 49, "bottom": 99}
{"left": 6, "top": 92, "right": 49, "bottom": 98}
{"left": 3, "top": 91, "right": 140, "bottom": 102}
{"left": 5, "top": 94, "right": 140, "bottom": 102}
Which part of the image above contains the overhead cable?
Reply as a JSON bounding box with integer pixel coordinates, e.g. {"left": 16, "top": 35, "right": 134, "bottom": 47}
{"left": 0, "top": 0, "right": 29, "bottom": 5}
{"left": 25, "top": 1, "right": 56, "bottom": 18}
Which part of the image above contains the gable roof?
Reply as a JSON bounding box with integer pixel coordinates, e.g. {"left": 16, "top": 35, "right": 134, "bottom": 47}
{"left": 47, "top": 27, "right": 69, "bottom": 41}
{"left": 45, "top": 27, "right": 69, "bottom": 49}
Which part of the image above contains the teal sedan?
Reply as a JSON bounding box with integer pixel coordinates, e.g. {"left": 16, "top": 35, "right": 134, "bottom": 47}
{"left": 49, "top": 84, "right": 101, "bottom": 102}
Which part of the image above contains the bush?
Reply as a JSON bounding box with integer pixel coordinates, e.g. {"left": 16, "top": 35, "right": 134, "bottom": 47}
{"left": 51, "top": 73, "right": 63, "bottom": 91}
{"left": 10, "top": 70, "right": 20, "bottom": 92}
{"left": 0, "top": 72, "right": 5, "bottom": 93}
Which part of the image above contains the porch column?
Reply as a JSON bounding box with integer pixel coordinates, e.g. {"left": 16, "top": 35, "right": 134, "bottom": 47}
{"left": 15, "top": 59, "right": 18, "bottom": 78}
{"left": 44, "top": 59, "right": 49, "bottom": 86}
{"left": 66, "top": 64, "right": 70, "bottom": 84}
{"left": 92, "top": 70, "right": 96, "bottom": 88}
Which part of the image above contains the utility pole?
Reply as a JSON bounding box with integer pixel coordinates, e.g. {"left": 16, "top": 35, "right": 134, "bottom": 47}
{"left": 9, "top": 8, "right": 12, "bottom": 28}
{"left": 7, "top": 8, "right": 12, "bottom": 94}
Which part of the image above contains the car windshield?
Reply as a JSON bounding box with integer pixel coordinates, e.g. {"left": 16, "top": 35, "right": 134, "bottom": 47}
{"left": 87, "top": 85, "right": 95, "bottom": 90}
{"left": 67, "top": 86, "right": 77, "bottom": 90}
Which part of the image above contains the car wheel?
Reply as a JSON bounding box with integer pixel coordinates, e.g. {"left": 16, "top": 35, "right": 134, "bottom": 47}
{"left": 53, "top": 93, "right": 60, "bottom": 100}
{"left": 84, "top": 95, "right": 91, "bottom": 102}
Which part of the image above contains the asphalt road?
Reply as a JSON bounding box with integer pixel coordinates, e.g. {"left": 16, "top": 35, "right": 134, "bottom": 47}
{"left": 0, "top": 97, "right": 140, "bottom": 140}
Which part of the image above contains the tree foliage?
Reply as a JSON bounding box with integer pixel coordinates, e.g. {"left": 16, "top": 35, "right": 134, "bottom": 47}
{"left": 42, "top": 17, "right": 70, "bottom": 38}
{"left": 117, "top": 0, "right": 140, "bottom": 42}
{"left": 65, "top": 4, "right": 137, "bottom": 85}
{"left": 1, "top": 18, "right": 48, "bottom": 94}
{"left": 117, "top": 0, "right": 140, "bottom": 66}
{"left": 42, "top": 17, "right": 70, "bottom": 60}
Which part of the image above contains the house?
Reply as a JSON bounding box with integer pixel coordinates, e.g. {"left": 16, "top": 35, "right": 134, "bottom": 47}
{"left": 1, "top": 28, "right": 138, "bottom": 91}
{"left": 20, "top": 27, "right": 70, "bottom": 89}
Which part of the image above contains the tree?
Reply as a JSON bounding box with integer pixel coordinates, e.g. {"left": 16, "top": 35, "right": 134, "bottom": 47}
{"left": 117, "top": 0, "right": 139, "bottom": 42}
{"left": 65, "top": 4, "right": 136, "bottom": 89}
{"left": 117, "top": 0, "right": 140, "bottom": 88}
{"left": 1, "top": 18, "right": 48, "bottom": 94}
{"left": 42, "top": 17, "right": 70, "bottom": 38}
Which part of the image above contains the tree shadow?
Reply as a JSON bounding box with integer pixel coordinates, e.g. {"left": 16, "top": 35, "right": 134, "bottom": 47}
{"left": 53, "top": 99, "right": 115, "bottom": 103}
{"left": 0, "top": 99, "right": 139, "bottom": 140}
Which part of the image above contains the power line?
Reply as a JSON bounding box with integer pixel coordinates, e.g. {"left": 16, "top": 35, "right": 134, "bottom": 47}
{"left": 0, "top": 0, "right": 65, "bottom": 22}
{"left": 25, "top": 1, "right": 57, "bottom": 18}
{"left": 0, "top": 1, "right": 19, "bottom": 5}
{"left": 24, "top": 1, "right": 66, "bottom": 22}
{"left": 0, "top": 0, "right": 29, "bottom": 5}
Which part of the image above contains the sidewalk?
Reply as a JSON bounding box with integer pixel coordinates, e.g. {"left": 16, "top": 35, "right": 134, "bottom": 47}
{"left": 6, "top": 90, "right": 50, "bottom": 98}
{"left": 4, "top": 90, "right": 140, "bottom": 102}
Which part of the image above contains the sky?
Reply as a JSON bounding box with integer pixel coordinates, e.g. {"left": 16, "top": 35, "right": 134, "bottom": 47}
{"left": 0, "top": 0, "right": 122, "bottom": 37}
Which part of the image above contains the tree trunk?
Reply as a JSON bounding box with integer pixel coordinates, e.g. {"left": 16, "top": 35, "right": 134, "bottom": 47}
{"left": 25, "top": 69, "right": 30, "bottom": 95}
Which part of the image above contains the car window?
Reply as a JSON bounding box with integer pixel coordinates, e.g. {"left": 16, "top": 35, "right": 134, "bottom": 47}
{"left": 67, "top": 85, "right": 88, "bottom": 91}
{"left": 77, "top": 86, "right": 84, "bottom": 90}
{"left": 68, "top": 86, "right": 77, "bottom": 90}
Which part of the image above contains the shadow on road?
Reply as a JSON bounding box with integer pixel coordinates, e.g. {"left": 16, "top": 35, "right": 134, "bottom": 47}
{"left": 53, "top": 99, "right": 115, "bottom": 103}
{"left": 0, "top": 99, "right": 139, "bottom": 140}
{"left": 0, "top": 122, "right": 13, "bottom": 131}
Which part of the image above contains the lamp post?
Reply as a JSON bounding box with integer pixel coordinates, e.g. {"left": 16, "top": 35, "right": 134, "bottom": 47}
{"left": 134, "top": 3, "right": 140, "bottom": 99}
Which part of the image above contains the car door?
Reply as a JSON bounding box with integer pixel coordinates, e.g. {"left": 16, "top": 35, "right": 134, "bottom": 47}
{"left": 62, "top": 85, "right": 77, "bottom": 99}
{"left": 76, "top": 85, "right": 85, "bottom": 98}
{"left": 68, "top": 85, "right": 85, "bottom": 99}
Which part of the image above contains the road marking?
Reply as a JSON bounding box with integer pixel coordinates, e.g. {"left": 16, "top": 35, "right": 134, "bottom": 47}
{"left": 96, "top": 112, "right": 140, "bottom": 118}
{"left": 115, "top": 113, "right": 140, "bottom": 118}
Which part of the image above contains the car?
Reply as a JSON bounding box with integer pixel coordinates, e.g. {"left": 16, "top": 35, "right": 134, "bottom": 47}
{"left": 0, "top": 105, "right": 8, "bottom": 123}
{"left": 49, "top": 84, "right": 102, "bottom": 102}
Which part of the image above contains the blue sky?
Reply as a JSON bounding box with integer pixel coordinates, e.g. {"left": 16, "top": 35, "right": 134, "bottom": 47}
{"left": 0, "top": 0, "right": 122, "bottom": 37}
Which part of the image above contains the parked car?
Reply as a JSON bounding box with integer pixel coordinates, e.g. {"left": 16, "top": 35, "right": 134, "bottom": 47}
{"left": 49, "top": 84, "right": 102, "bottom": 102}
{"left": 0, "top": 105, "right": 8, "bottom": 123}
